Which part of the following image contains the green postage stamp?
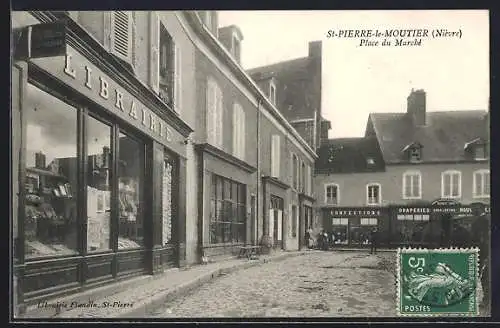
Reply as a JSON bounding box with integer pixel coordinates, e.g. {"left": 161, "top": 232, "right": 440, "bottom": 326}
{"left": 397, "top": 247, "right": 480, "bottom": 317}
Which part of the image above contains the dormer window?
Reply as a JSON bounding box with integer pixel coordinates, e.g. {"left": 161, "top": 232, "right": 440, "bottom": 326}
{"left": 402, "top": 142, "right": 423, "bottom": 163}
{"left": 269, "top": 81, "right": 276, "bottom": 105}
{"left": 474, "top": 145, "right": 486, "bottom": 160}
{"left": 410, "top": 148, "right": 421, "bottom": 162}
{"left": 464, "top": 138, "right": 488, "bottom": 161}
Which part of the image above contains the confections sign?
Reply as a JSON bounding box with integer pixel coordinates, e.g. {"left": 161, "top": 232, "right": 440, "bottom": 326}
{"left": 330, "top": 207, "right": 382, "bottom": 218}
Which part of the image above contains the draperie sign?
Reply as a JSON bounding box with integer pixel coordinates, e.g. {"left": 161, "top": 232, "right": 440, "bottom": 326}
{"left": 62, "top": 50, "right": 172, "bottom": 143}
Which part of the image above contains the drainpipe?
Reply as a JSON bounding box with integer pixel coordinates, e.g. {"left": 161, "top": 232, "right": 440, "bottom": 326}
{"left": 256, "top": 98, "right": 262, "bottom": 245}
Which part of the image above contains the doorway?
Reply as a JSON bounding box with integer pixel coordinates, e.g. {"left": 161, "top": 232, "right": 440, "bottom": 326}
{"left": 269, "top": 195, "right": 284, "bottom": 249}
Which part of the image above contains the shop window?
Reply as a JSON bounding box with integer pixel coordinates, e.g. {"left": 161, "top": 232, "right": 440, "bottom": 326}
{"left": 162, "top": 155, "right": 176, "bottom": 246}
{"left": 360, "top": 218, "right": 378, "bottom": 225}
{"left": 403, "top": 171, "right": 422, "bottom": 199}
{"left": 86, "top": 115, "right": 112, "bottom": 252}
{"left": 441, "top": 170, "right": 461, "bottom": 199}
{"left": 331, "top": 218, "right": 348, "bottom": 245}
{"left": 473, "top": 169, "right": 490, "bottom": 198}
{"left": 209, "top": 174, "right": 246, "bottom": 244}
{"left": 232, "top": 103, "right": 246, "bottom": 160}
{"left": 271, "top": 135, "right": 280, "bottom": 178}
{"left": 325, "top": 184, "right": 339, "bottom": 205}
{"left": 366, "top": 183, "right": 381, "bottom": 205}
{"left": 117, "top": 132, "right": 144, "bottom": 249}
{"left": 24, "top": 83, "right": 78, "bottom": 259}
{"left": 206, "top": 77, "right": 223, "bottom": 148}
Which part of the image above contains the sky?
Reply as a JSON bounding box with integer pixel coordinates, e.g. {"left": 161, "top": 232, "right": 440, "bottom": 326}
{"left": 218, "top": 10, "right": 489, "bottom": 138}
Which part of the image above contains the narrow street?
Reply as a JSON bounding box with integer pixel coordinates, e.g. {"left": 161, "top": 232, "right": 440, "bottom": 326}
{"left": 149, "top": 251, "right": 397, "bottom": 317}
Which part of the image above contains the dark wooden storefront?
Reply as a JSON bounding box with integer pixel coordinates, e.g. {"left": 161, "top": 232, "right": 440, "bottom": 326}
{"left": 388, "top": 200, "right": 491, "bottom": 248}
{"left": 298, "top": 193, "right": 315, "bottom": 249}
{"left": 12, "top": 14, "right": 193, "bottom": 314}
{"left": 322, "top": 207, "right": 388, "bottom": 247}
{"left": 262, "top": 176, "right": 290, "bottom": 250}
{"left": 195, "top": 143, "right": 257, "bottom": 261}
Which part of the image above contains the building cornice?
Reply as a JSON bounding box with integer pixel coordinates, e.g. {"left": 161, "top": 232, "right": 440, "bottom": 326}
{"left": 261, "top": 176, "right": 290, "bottom": 190}
{"left": 194, "top": 143, "right": 257, "bottom": 173}
{"left": 30, "top": 11, "right": 194, "bottom": 138}
{"left": 182, "top": 11, "right": 317, "bottom": 161}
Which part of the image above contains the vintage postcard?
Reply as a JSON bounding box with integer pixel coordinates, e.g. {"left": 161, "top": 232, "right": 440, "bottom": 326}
{"left": 11, "top": 9, "right": 490, "bottom": 321}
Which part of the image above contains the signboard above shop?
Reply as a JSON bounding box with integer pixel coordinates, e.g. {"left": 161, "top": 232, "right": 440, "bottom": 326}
{"left": 13, "top": 21, "right": 67, "bottom": 60}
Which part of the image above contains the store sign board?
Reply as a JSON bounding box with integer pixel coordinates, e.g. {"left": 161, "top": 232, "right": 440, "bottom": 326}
{"left": 330, "top": 207, "right": 381, "bottom": 218}
{"left": 30, "top": 46, "right": 185, "bottom": 154}
{"left": 14, "top": 21, "right": 67, "bottom": 60}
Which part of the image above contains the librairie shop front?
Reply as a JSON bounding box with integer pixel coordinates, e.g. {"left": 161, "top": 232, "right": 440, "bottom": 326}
{"left": 12, "top": 45, "right": 191, "bottom": 312}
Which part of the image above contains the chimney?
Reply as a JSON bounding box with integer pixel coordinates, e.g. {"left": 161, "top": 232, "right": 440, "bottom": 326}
{"left": 308, "top": 41, "right": 322, "bottom": 58}
{"left": 407, "top": 89, "right": 426, "bottom": 126}
{"left": 217, "top": 25, "right": 244, "bottom": 64}
{"left": 35, "top": 152, "right": 46, "bottom": 169}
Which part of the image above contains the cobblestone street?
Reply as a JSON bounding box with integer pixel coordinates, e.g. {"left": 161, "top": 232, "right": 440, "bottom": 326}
{"left": 149, "top": 251, "right": 397, "bottom": 318}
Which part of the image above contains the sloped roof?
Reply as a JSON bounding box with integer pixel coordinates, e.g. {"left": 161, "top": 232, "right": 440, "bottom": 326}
{"left": 247, "top": 57, "right": 309, "bottom": 82}
{"left": 315, "top": 136, "right": 385, "bottom": 174}
{"left": 368, "top": 110, "right": 488, "bottom": 164}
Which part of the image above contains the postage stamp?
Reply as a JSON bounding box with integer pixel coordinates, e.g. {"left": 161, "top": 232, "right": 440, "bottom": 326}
{"left": 397, "top": 247, "right": 480, "bottom": 317}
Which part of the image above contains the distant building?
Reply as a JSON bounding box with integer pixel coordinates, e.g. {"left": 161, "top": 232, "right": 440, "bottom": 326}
{"left": 247, "top": 41, "right": 331, "bottom": 150}
{"left": 315, "top": 89, "right": 490, "bottom": 247}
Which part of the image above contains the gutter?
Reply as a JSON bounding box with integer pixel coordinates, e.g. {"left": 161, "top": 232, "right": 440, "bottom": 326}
{"left": 183, "top": 11, "right": 318, "bottom": 161}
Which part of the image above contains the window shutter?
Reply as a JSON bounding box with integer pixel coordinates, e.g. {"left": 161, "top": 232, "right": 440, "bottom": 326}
{"left": 271, "top": 135, "right": 280, "bottom": 178}
{"left": 232, "top": 104, "right": 239, "bottom": 158}
{"left": 110, "top": 11, "right": 133, "bottom": 63}
{"left": 216, "top": 86, "right": 223, "bottom": 148}
{"left": 131, "top": 12, "right": 137, "bottom": 68}
{"left": 149, "top": 12, "right": 160, "bottom": 94}
{"left": 240, "top": 107, "right": 245, "bottom": 160}
{"left": 206, "top": 78, "right": 215, "bottom": 144}
{"left": 307, "top": 164, "right": 311, "bottom": 195}
{"left": 174, "top": 45, "right": 182, "bottom": 112}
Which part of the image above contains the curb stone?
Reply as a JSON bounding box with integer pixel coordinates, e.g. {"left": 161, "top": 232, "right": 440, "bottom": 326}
{"left": 118, "top": 251, "right": 310, "bottom": 318}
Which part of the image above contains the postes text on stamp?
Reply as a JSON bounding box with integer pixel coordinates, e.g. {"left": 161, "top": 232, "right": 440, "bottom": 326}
{"left": 397, "top": 247, "right": 479, "bottom": 317}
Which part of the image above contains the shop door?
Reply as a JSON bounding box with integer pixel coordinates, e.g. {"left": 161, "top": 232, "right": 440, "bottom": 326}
{"left": 270, "top": 196, "right": 284, "bottom": 249}
{"left": 162, "top": 153, "right": 178, "bottom": 268}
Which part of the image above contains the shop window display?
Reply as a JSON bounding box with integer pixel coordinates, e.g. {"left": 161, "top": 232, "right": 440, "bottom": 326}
{"left": 117, "top": 132, "right": 144, "bottom": 249}
{"left": 86, "top": 116, "right": 112, "bottom": 252}
{"left": 24, "top": 84, "right": 78, "bottom": 259}
{"left": 209, "top": 174, "right": 246, "bottom": 244}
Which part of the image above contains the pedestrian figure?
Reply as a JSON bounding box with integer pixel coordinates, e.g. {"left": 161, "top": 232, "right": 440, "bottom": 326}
{"left": 322, "top": 230, "right": 329, "bottom": 251}
{"left": 370, "top": 227, "right": 378, "bottom": 254}
{"left": 330, "top": 231, "right": 336, "bottom": 248}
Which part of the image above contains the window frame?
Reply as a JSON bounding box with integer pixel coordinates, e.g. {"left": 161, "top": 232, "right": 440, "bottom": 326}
{"left": 402, "top": 170, "right": 422, "bottom": 200}
{"left": 206, "top": 76, "right": 223, "bottom": 149}
{"left": 441, "top": 170, "right": 462, "bottom": 199}
{"left": 324, "top": 183, "right": 339, "bottom": 205}
{"left": 232, "top": 103, "right": 245, "bottom": 160}
{"left": 366, "top": 183, "right": 382, "bottom": 206}
{"left": 473, "top": 169, "right": 490, "bottom": 198}
{"left": 271, "top": 134, "right": 281, "bottom": 178}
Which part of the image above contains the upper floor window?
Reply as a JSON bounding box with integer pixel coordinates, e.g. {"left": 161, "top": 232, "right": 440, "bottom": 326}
{"left": 292, "top": 154, "right": 299, "bottom": 190}
{"left": 206, "top": 77, "right": 223, "bottom": 148}
{"left": 306, "top": 164, "right": 312, "bottom": 195}
{"left": 473, "top": 169, "right": 490, "bottom": 198}
{"left": 158, "top": 23, "right": 181, "bottom": 109}
{"left": 325, "top": 184, "right": 339, "bottom": 205}
{"left": 403, "top": 171, "right": 422, "bottom": 199}
{"left": 366, "top": 183, "right": 381, "bottom": 205}
{"left": 232, "top": 103, "right": 245, "bottom": 160}
{"left": 271, "top": 135, "right": 281, "bottom": 178}
{"left": 300, "top": 161, "right": 306, "bottom": 193}
{"left": 441, "top": 170, "right": 461, "bottom": 199}
{"left": 269, "top": 82, "right": 276, "bottom": 105}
